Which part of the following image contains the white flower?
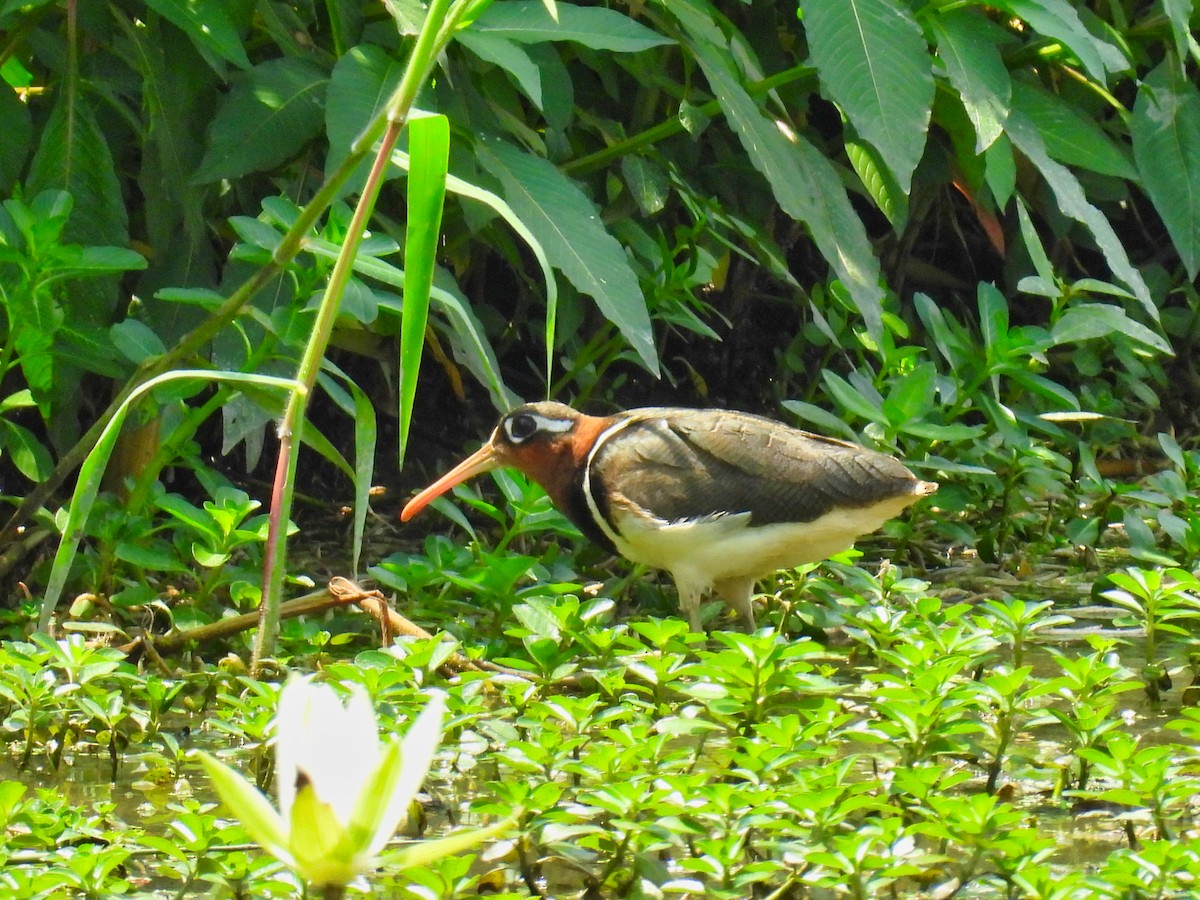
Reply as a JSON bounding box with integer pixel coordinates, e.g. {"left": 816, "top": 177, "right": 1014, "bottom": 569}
{"left": 198, "top": 677, "right": 506, "bottom": 888}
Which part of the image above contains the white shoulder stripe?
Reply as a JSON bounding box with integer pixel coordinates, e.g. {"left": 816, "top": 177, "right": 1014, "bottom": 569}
{"left": 581, "top": 417, "right": 638, "bottom": 548}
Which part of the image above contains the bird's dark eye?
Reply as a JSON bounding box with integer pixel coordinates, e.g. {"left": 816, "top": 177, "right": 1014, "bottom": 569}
{"left": 506, "top": 413, "right": 539, "bottom": 443}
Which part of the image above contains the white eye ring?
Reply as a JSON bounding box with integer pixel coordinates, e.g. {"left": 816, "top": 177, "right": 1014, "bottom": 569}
{"left": 505, "top": 413, "right": 538, "bottom": 443}
{"left": 503, "top": 411, "right": 573, "bottom": 444}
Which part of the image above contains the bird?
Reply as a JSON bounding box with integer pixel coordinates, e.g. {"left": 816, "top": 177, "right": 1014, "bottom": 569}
{"left": 401, "top": 401, "right": 937, "bottom": 630}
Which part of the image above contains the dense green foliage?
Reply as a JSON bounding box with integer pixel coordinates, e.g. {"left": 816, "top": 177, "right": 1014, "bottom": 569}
{"left": 2, "top": 0, "right": 1200, "bottom": 896}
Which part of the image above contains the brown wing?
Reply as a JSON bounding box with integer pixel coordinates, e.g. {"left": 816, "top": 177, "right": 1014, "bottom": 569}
{"left": 592, "top": 408, "right": 922, "bottom": 526}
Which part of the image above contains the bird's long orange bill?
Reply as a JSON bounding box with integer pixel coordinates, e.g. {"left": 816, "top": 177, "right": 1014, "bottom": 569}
{"left": 400, "top": 443, "right": 501, "bottom": 521}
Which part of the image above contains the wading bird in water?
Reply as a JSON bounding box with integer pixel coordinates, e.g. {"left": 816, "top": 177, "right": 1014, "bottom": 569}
{"left": 402, "top": 402, "right": 937, "bottom": 630}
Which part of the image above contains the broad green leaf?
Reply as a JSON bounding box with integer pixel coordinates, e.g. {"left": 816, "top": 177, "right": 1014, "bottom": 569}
{"left": 0, "top": 81, "right": 31, "bottom": 192}
{"left": 821, "top": 371, "right": 884, "bottom": 424}
{"left": 992, "top": 0, "right": 1116, "bottom": 81}
{"left": 194, "top": 58, "right": 328, "bottom": 183}
{"left": 1132, "top": 61, "right": 1200, "bottom": 280}
{"left": 931, "top": 9, "right": 1011, "bottom": 152}
{"left": 0, "top": 419, "right": 53, "bottom": 482}
{"left": 882, "top": 362, "right": 935, "bottom": 424}
{"left": 325, "top": 44, "right": 405, "bottom": 182}
{"left": 476, "top": 137, "right": 658, "bottom": 373}
{"left": 1052, "top": 305, "right": 1171, "bottom": 354}
{"left": 681, "top": 29, "right": 884, "bottom": 340}
{"left": 984, "top": 133, "right": 1016, "bottom": 208}
{"left": 977, "top": 282, "right": 1009, "bottom": 358}
{"left": 115, "top": 542, "right": 189, "bottom": 573}
{"left": 121, "top": 17, "right": 218, "bottom": 337}
{"left": 142, "top": 0, "right": 251, "bottom": 70}
{"left": 803, "top": 0, "right": 933, "bottom": 193}
{"left": 1010, "top": 81, "right": 1136, "bottom": 180}
{"left": 400, "top": 114, "right": 450, "bottom": 465}
{"left": 110, "top": 320, "right": 167, "bottom": 364}
{"left": 779, "top": 400, "right": 860, "bottom": 441}
{"left": 457, "top": 31, "right": 543, "bottom": 110}
{"left": 845, "top": 132, "right": 906, "bottom": 229}
{"left": 1162, "top": 0, "right": 1200, "bottom": 70}
{"left": 1004, "top": 110, "right": 1155, "bottom": 321}
{"left": 472, "top": 1, "right": 672, "bottom": 51}
{"left": 904, "top": 421, "right": 986, "bottom": 441}
{"left": 621, "top": 155, "right": 669, "bottom": 216}
{"left": 27, "top": 91, "right": 127, "bottom": 248}
{"left": 62, "top": 247, "right": 147, "bottom": 277}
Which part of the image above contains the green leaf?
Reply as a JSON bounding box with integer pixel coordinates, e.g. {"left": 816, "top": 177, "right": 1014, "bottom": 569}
{"left": 821, "top": 371, "right": 884, "bottom": 424}
{"left": 0, "top": 419, "right": 53, "bottom": 482}
{"left": 882, "top": 362, "right": 935, "bottom": 424}
{"left": 350, "top": 382, "right": 376, "bottom": 576}
{"left": 930, "top": 8, "right": 1011, "bottom": 153}
{"left": 387, "top": 816, "right": 517, "bottom": 872}
{"left": 1162, "top": 0, "right": 1200, "bottom": 70}
{"left": 114, "top": 542, "right": 188, "bottom": 573}
{"left": 680, "top": 28, "right": 884, "bottom": 340}
{"left": 299, "top": 419, "right": 354, "bottom": 481}
{"left": 780, "top": 400, "right": 860, "bottom": 441}
{"left": 1004, "top": 110, "right": 1155, "bottom": 321}
{"left": 400, "top": 114, "right": 450, "bottom": 466}
{"left": 992, "top": 0, "right": 1115, "bottom": 82}
{"left": 1132, "top": 61, "right": 1200, "bottom": 280}
{"left": 1052, "top": 305, "right": 1171, "bottom": 354}
{"left": 984, "top": 133, "right": 1016, "bottom": 208}
{"left": 472, "top": 1, "right": 673, "bottom": 51}
{"left": 27, "top": 91, "right": 128, "bottom": 248}
{"left": 457, "top": 32, "right": 543, "bottom": 110}
{"left": 620, "top": 156, "right": 669, "bottom": 217}
{"left": 1010, "top": 80, "right": 1136, "bottom": 180}
{"left": 110, "top": 320, "right": 167, "bottom": 364}
{"left": 64, "top": 247, "right": 148, "bottom": 276}
{"left": 37, "top": 370, "right": 302, "bottom": 629}
{"left": 325, "top": 44, "right": 405, "bottom": 182}
{"left": 845, "top": 131, "right": 906, "bottom": 229}
{"left": 0, "top": 80, "right": 31, "bottom": 192}
{"left": 142, "top": 0, "right": 251, "bottom": 70}
{"left": 803, "top": 0, "right": 933, "bottom": 193}
{"left": 476, "top": 137, "right": 658, "bottom": 373}
{"left": 194, "top": 58, "right": 328, "bottom": 183}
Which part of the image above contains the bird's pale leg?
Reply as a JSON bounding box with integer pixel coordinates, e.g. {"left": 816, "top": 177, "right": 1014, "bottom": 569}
{"left": 674, "top": 574, "right": 707, "bottom": 632}
{"left": 714, "top": 575, "right": 756, "bottom": 631}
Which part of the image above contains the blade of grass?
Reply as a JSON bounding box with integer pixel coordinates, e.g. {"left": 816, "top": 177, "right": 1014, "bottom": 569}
{"left": 38, "top": 371, "right": 303, "bottom": 631}
{"left": 398, "top": 113, "right": 450, "bottom": 465}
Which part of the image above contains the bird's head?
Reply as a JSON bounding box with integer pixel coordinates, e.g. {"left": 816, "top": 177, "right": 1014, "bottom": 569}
{"left": 400, "top": 402, "right": 609, "bottom": 521}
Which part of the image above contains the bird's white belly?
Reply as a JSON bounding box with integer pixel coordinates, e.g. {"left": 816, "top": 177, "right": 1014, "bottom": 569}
{"left": 608, "top": 494, "right": 917, "bottom": 585}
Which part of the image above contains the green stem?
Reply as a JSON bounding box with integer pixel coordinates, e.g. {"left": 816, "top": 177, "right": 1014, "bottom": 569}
{"left": 563, "top": 63, "right": 815, "bottom": 176}
{"left": 250, "top": 0, "right": 465, "bottom": 668}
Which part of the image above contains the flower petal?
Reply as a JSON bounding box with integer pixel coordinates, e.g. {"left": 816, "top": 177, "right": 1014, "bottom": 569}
{"left": 361, "top": 692, "right": 446, "bottom": 858}
{"left": 274, "top": 673, "right": 312, "bottom": 820}
{"left": 277, "top": 678, "right": 381, "bottom": 828}
{"left": 195, "top": 751, "right": 292, "bottom": 866}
